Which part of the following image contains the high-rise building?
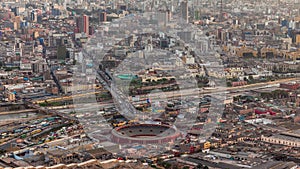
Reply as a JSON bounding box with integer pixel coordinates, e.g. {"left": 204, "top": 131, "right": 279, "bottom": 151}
{"left": 83, "top": 15, "right": 89, "bottom": 35}
{"left": 119, "top": 4, "right": 127, "bottom": 10}
{"left": 76, "top": 15, "right": 89, "bottom": 35}
{"left": 14, "top": 16, "right": 21, "bottom": 30}
{"left": 31, "top": 11, "right": 37, "bottom": 22}
{"left": 100, "top": 12, "right": 107, "bottom": 22}
{"left": 167, "top": 9, "right": 171, "bottom": 22}
{"left": 89, "top": 26, "right": 94, "bottom": 35}
{"left": 181, "top": 0, "right": 188, "bottom": 23}
{"left": 193, "top": 0, "right": 201, "bottom": 7}
{"left": 14, "top": 7, "right": 19, "bottom": 16}
{"left": 220, "top": 0, "right": 223, "bottom": 22}
{"left": 76, "top": 17, "right": 82, "bottom": 31}
{"left": 296, "top": 34, "right": 300, "bottom": 44}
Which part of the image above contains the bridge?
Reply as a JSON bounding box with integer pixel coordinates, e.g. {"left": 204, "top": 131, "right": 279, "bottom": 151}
{"left": 80, "top": 49, "right": 139, "bottom": 121}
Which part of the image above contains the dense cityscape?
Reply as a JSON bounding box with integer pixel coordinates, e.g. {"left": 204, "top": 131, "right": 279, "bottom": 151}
{"left": 0, "top": 0, "right": 300, "bottom": 168}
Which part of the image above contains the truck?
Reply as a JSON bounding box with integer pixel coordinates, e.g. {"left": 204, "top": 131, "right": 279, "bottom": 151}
{"left": 31, "top": 129, "right": 42, "bottom": 135}
{"left": 41, "top": 122, "right": 49, "bottom": 127}
{"left": 14, "top": 129, "right": 23, "bottom": 133}
{"left": 113, "top": 121, "right": 126, "bottom": 127}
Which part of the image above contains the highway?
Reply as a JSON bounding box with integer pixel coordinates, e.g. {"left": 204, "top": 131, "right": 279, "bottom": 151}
{"left": 90, "top": 65, "right": 296, "bottom": 125}
{"left": 33, "top": 89, "right": 103, "bottom": 104}
{"left": 57, "top": 102, "right": 115, "bottom": 113}
{"left": 29, "top": 76, "right": 298, "bottom": 118}
{"left": 0, "top": 109, "right": 38, "bottom": 115}
{"left": 26, "top": 101, "right": 77, "bottom": 122}
{"left": 128, "top": 77, "right": 298, "bottom": 103}
{"left": 35, "top": 73, "right": 298, "bottom": 122}
{"left": 95, "top": 69, "right": 141, "bottom": 120}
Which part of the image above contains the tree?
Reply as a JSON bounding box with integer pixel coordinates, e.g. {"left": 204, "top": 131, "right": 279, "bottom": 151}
{"left": 73, "top": 60, "right": 77, "bottom": 65}
{"left": 172, "top": 165, "right": 180, "bottom": 169}
{"left": 161, "top": 162, "right": 171, "bottom": 169}
{"left": 195, "top": 163, "right": 203, "bottom": 169}
{"left": 0, "top": 149, "right": 6, "bottom": 155}
{"left": 249, "top": 75, "right": 254, "bottom": 81}
{"left": 226, "top": 81, "right": 232, "bottom": 87}
{"left": 164, "top": 163, "right": 171, "bottom": 169}
{"left": 230, "top": 77, "right": 239, "bottom": 82}
{"left": 4, "top": 67, "right": 13, "bottom": 71}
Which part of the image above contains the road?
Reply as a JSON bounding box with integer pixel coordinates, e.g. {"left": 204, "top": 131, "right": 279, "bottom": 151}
{"left": 56, "top": 102, "right": 115, "bottom": 113}
{"left": 129, "top": 77, "right": 298, "bottom": 103}
{"left": 33, "top": 90, "right": 103, "bottom": 104}
{"left": 0, "top": 109, "right": 37, "bottom": 115}
{"left": 51, "top": 71, "right": 297, "bottom": 121}
{"left": 93, "top": 64, "right": 141, "bottom": 120}
{"left": 30, "top": 77, "right": 298, "bottom": 117}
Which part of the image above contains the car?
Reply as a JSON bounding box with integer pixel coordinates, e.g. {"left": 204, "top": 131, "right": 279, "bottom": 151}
{"left": 42, "top": 144, "right": 49, "bottom": 148}
{"left": 117, "top": 157, "right": 124, "bottom": 160}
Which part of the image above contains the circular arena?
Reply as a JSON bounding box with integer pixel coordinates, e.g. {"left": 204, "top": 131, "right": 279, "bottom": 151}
{"left": 111, "top": 124, "right": 182, "bottom": 144}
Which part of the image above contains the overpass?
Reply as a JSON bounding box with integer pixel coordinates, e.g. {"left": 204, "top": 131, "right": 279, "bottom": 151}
{"left": 25, "top": 101, "right": 78, "bottom": 122}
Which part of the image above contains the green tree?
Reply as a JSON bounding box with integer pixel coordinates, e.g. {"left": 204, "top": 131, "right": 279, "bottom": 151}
{"left": 165, "top": 163, "right": 171, "bottom": 169}
{"left": 73, "top": 60, "right": 77, "bottom": 65}
{"left": 249, "top": 75, "right": 254, "bottom": 81}
{"left": 195, "top": 164, "right": 203, "bottom": 169}
{"left": 226, "top": 81, "right": 232, "bottom": 87}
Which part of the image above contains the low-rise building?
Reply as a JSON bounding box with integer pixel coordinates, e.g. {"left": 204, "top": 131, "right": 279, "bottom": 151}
{"left": 261, "top": 133, "right": 300, "bottom": 147}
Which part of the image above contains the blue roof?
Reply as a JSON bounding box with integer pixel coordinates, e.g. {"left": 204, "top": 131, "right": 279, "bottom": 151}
{"left": 133, "top": 145, "right": 144, "bottom": 150}
{"left": 13, "top": 154, "right": 23, "bottom": 160}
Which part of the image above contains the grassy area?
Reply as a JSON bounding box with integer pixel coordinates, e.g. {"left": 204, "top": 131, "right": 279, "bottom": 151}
{"left": 39, "top": 102, "right": 67, "bottom": 107}
{"left": 96, "top": 92, "right": 112, "bottom": 101}
{"left": 3, "top": 67, "right": 20, "bottom": 71}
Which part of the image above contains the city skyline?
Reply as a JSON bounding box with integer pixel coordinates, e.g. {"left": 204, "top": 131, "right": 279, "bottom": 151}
{"left": 0, "top": 0, "right": 299, "bottom": 168}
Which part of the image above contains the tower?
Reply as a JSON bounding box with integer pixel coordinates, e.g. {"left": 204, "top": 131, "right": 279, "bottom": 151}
{"left": 99, "top": 12, "right": 107, "bottom": 22}
{"left": 14, "top": 7, "right": 20, "bottom": 16}
{"left": 220, "top": 0, "right": 223, "bottom": 22}
{"left": 31, "top": 10, "right": 37, "bottom": 22}
{"left": 76, "top": 15, "right": 89, "bottom": 36}
{"left": 83, "top": 15, "right": 89, "bottom": 35}
{"left": 181, "top": 0, "right": 188, "bottom": 23}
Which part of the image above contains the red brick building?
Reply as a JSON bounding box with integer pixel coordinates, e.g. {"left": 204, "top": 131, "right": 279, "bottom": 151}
{"left": 280, "top": 83, "right": 300, "bottom": 90}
